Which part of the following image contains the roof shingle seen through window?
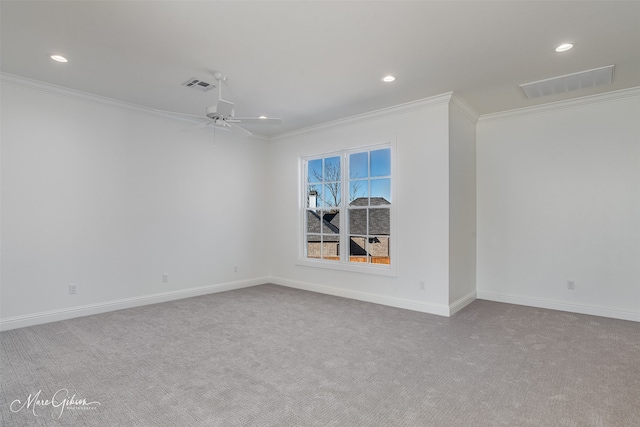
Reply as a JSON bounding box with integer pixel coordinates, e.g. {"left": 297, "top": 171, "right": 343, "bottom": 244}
{"left": 306, "top": 197, "right": 390, "bottom": 237}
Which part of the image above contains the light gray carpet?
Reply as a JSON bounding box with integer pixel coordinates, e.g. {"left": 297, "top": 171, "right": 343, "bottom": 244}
{"left": 1, "top": 284, "right": 639, "bottom": 426}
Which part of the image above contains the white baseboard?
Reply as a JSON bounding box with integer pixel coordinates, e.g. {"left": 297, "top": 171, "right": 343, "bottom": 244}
{"left": 0, "top": 277, "right": 268, "bottom": 331}
{"left": 449, "top": 291, "right": 477, "bottom": 316}
{"left": 477, "top": 291, "right": 640, "bottom": 322}
{"left": 269, "top": 276, "right": 453, "bottom": 317}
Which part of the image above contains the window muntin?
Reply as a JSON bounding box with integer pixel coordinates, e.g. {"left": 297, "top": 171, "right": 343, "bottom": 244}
{"left": 303, "top": 145, "right": 392, "bottom": 269}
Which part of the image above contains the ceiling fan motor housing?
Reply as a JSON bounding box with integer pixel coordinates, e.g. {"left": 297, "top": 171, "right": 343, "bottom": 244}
{"left": 206, "top": 101, "right": 235, "bottom": 120}
{"left": 206, "top": 105, "right": 219, "bottom": 120}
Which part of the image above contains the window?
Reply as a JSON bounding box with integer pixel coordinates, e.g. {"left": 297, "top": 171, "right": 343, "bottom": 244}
{"left": 302, "top": 144, "right": 393, "bottom": 273}
{"left": 306, "top": 155, "right": 342, "bottom": 261}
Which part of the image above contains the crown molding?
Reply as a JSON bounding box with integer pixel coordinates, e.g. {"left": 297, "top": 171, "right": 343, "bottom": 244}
{"left": 479, "top": 86, "right": 640, "bottom": 123}
{"left": 450, "top": 93, "right": 479, "bottom": 123}
{"left": 0, "top": 73, "right": 272, "bottom": 141}
{"left": 1, "top": 72, "right": 198, "bottom": 123}
{"left": 271, "top": 92, "right": 454, "bottom": 141}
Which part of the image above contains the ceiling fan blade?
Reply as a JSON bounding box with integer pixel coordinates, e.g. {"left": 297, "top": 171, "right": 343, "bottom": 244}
{"left": 233, "top": 117, "right": 282, "bottom": 125}
{"left": 178, "top": 120, "right": 214, "bottom": 133}
{"left": 152, "top": 108, "right": 208, "bottom": 122}
{"left": 228, "top": 122, "right": 253, "bottom": 136}
{"left": 193, "top": 120, "right": 214, "bottom": 129}
{"left": 216, "top": 99, "right": 234, "bottom": 118}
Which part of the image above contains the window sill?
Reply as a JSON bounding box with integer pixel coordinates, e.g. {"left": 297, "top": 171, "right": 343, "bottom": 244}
{"left": 296, "top": 258, "right": 397, "bottom": 277}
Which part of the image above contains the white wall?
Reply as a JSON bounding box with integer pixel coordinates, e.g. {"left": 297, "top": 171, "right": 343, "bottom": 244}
{"left": 448, "top": 100, "right": 477, "bottom": 306}
{"left": 267, "top": 94, "right": 476, "bottom": 315}
{"left": 0, "top": 77, "right": 270, "bottom": 329}
{"left": 5, "top": 73, "right": 634, "bottom": 329}
{"left": 477, "top": 89, "right": 640, "bottom": 321}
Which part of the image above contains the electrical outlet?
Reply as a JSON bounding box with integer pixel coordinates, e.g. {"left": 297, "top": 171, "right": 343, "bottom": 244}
{"left": 162, "top": 274, "right": 169, "bottom": 283}
{"left": 419, "top": 281, "right": 426, "bottom": 291}
{"left": 234, "top": 266, "right": 238, "bottom": 273}
{"left": 69, "top": 284, "right": 77, "bottom": 295}
{"left": 567, "top": 280, "right": 575, "bottom": 290}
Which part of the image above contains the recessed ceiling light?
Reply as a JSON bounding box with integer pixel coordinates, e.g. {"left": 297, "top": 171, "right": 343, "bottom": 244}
{"left": 50, "top": 55, "right": 68, "bottom": 63}
{"left": 382, "top": 75, "right": 396, "bottom": 83}
{"left": 555, "top": 43, "right": 573, "bottom": 53}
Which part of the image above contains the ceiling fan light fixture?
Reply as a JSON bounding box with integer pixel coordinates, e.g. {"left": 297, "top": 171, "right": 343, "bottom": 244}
{"left": 50, "top": 54, "right": 68, "bottom": 63}
{"left": 382, "top": 75, "right": 396, "bottom": 83}
{"left": 555, "top": 43, "right": 574, "bottom": 53}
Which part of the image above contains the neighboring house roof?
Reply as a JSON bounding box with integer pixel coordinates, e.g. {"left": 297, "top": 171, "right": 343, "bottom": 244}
{"left": 306, "top": 197, "right": 390, "bottom": 240}
{"left": 349, "top": 197, "right": 389, "bottom": 206}
{"left": 306, "top": 211, "right": 339, "bottom": 237}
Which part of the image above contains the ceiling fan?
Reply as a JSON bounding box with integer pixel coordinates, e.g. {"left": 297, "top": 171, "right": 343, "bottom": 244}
{"left": 189, "top": 71, "right": 282, "bottom": 136}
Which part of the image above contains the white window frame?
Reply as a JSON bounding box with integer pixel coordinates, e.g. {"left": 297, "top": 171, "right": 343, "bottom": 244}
{"left": 297, "top": 142, "right": 396, "bottom": 276}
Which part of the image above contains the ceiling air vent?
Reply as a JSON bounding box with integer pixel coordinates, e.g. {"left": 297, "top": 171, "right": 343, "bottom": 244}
{"left": 519, "top": 65, "right": 614, "bottom": 99}
{"left": 182, "top": 78, "right": 215, "bottom": 92}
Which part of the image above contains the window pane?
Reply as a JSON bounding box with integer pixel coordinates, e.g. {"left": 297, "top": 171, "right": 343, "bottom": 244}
{"left": 323, "top": 182, "right": 341, "bottom": 207}
{"left": 348, "top": 209, "right": 367, "bottom": 235}
{"left": 321, "top": 210, "right": 340, "bottom": 234}
{"left": 349, "top": 236, "right": 368, "bottom": 262}
{"left": 308, "top": 185, "right": 320, "bottom": 208}
{"left": 371, "top": 237, "right": 390, "bottom": 264}
{"left": 308, "top": 159, "right": 322, "bottom": 182}
{"left": 322, "top": 235, "right": 340, "bottom": 261}
{"left": 349, "top": 152, "right": 368, "bottom": 179}
{"left": 307, "top": 235, "right": 321, "bottom": 259}
{"left": 307, "top": 210, "right": 321, "bottom": 233}
{"left": 369, "top": 208, "right": 390, "bottom": 235}
{"left": 370, "top": 179, "right": 391, "bottom": 204}
{"left": 349, "top": 180, "right": 367, "bottom": 204}
{"left": 324, "top": 156, "right": 341, "bottom": 179}
{"left": 370, "top": 148, "right": 390, "bottom": 177}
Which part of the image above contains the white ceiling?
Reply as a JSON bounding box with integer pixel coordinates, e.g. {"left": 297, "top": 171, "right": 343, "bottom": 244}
{"left": 2, "top": 1, "right": 639, "bottom": 137}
